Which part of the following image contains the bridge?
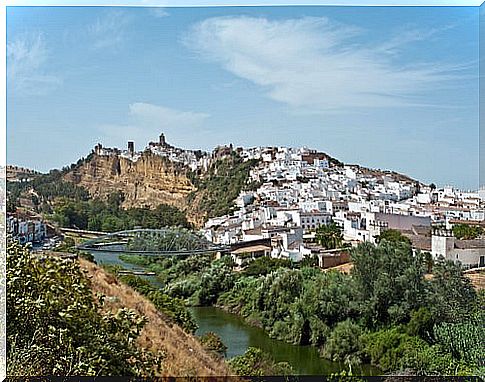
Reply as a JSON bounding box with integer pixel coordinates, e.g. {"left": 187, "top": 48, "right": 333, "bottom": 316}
{"left": 76, "top": 228, "right": 229, "bottom": 256}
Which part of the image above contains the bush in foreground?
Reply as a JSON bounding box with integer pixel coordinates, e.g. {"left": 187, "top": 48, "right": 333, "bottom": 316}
{"left": 7, "top": 240, "right": 162, "bottom": 376}
{"left": 229, "top": 347, "right": 293, "bottom": 376}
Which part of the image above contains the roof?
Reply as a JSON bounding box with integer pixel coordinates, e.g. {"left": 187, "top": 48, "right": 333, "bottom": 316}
{"left": 244, "top": 227, "right": 262, "bottom": 235}
{"left": 455, "top": 239, "right": 485, "bottom": 249}
{"left": 405, "top": 234, "right": 432, "bottom": 251}
{"left": 231, "top": 245, "right": 271, "bottom": 254}
{"left": 411, "top": 225, "right": 432, "bottom": 236}
{"left": 450, "top": 220, "right": 485, "bottom": 227}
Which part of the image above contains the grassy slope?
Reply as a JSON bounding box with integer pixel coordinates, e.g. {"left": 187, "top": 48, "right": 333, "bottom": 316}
{"left": 79, "top": 259, "right": 231, "bottom": 377}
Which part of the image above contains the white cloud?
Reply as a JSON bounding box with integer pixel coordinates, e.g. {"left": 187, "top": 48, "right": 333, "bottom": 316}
{"left": 129, "top": 102, "right": 209, "bottom": 126}
{"left": 88, "top": 10, "right": 131, "bottom": 50}
{"left": 149, "top": 7, "right": 169, "bottom": 18}
{"left": 7, "top": 32, "right": 61, "bottom": 96}
{"left": 98, "top": 102, "right": 210, "bottom": 146}
{"left": 184, "top": 16, "right": 467, "bottom": 112}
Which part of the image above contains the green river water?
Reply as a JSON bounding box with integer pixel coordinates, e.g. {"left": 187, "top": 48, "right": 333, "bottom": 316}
{"left": 91, "top": 251, "right": 381, "bottom": 375}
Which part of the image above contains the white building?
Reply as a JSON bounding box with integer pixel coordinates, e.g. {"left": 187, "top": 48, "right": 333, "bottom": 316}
{"left": 431, "top": 229, "right": 485, "bottom": 269}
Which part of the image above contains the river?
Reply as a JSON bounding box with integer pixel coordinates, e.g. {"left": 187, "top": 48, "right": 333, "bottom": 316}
{"left": 91, "top": 251, "right": 381, "bottom": 375}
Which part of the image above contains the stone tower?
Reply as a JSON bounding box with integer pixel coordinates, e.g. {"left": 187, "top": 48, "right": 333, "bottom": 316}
{"left": 128, "top": 141, "right": 134, "bottom": 156}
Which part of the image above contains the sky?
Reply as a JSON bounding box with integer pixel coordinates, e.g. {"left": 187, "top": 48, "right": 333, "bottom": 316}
{"left": 6, "top": 5, "right": 480, "bottom": 189}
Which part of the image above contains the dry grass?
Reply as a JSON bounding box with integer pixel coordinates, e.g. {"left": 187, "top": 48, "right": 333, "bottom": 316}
{"left": 324, "top": 262, "right": 353, "bottom": 274}
{"left": 464, "top": 269, "right": 485, "bottom": 290}
{"left": 79, "top": 259, "right": 232, "bottom": 377}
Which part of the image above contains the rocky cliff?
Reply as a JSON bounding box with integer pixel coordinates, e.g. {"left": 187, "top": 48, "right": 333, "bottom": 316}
{"left": 64, "top": 152, "right": 195, "bottom": 211}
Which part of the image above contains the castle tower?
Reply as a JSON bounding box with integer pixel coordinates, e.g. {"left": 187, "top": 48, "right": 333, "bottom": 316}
{"left": 128, "top": 141, "right": 134, "bottom": 156}
{"left": 94, "top": 143, "right": 103, "bottom": 155}
{"left": 159, "top": 133, "right": 166, "bottom": 146}
{"left": 431, "top": 228, "right": 454, "bottom": 261}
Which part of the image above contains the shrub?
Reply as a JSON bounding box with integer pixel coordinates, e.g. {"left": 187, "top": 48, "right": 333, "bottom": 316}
{"left": 199, "top": 332, "right": 227, "bottom": 355}
{"left": 321, "top": 320, "right": 363, "bottom": 363}
{"left": 229, "top": 347, "right": 293, "bottom": 376}
{"left": 7, "top": 240, "right": 162, "bottom": 376}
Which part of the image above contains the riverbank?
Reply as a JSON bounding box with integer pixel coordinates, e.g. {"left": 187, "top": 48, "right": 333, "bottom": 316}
{"left": 79, "top": 258, "right": 231, "bottom": 376}
{"left": 92, "top": 251, "right": 381, "bottom": 375}
{"left": 92, "top": 244, "right": 483, "bottom": 377}
{"left": 191, "top": 306, "right": 381, "bottom": 376}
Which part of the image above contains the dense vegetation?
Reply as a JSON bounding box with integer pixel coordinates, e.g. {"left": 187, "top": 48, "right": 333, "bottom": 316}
{"left": 7, "top": 240, "right": 162, "bottom": 376}
{"left": 7, "top": 164, "right": 91, "bottom": 213}
{"left": 51, "top": 192, "right": 190, "bottom": 231}
{"left": 187, "top": 152, "right": 260, "bottom": 218}
{"left": 121, "top": 240, "right": 484, "bottom": 376}
{"left": 115, "top": 273, "right": 198, "bottom": 333}
{"left": 452, "top": 223, "right": 484, "bottom": 240}
{"left": 375, "top": 229, "right": 412, "bottom": 245}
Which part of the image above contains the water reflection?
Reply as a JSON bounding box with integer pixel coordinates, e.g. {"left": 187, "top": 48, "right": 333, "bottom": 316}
{"left": 191, "top": 306, "right": 380, "bottom": 376}
{"left": 91, "top": 251, "right": 380, "bottom": 376}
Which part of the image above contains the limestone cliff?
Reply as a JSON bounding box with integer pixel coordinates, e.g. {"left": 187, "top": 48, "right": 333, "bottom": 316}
{"left": 64, "top": 152, "right": 195, "bottom": 210}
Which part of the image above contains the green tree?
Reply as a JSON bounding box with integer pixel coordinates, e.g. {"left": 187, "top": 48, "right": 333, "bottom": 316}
{"left": 351, "top": 241, "right": 427, "bottom": 327}
{"left": 315, "top": 222, "right": 343, "bottom": 249}
{"left": 423, "top": 251, "right": 434, "bottom": 273}
{"left": 107, "top": 191, "right": 125, "bottom": 212}
{"left": 428, "top": 258, "right": 476, "bottom": 323}
{"left": 321, "top": 320, "right": 363, "bottom": 365}
{"left": 197, "top": 258, "right": 236, "bottom": 306}
{"left": 406, "top": 307, "right": 435, "bottom": 340}
{"left": 362, "top": 327, "right": 427, "bottom": 372}
{"left": 452, "top": 223, "right": 483, "bottom": 240}
{"left": 6, "top": 196, "right": 17, "bottom": 213}
{"left": 376, "top": 229, "right": 411, "bottom": 245}
{"left": 243, "top": 256, "right": 293, "bottom": 276}
{"left": 301, "top": 271, "right": 357, "bottom": 329}
{"left": 199, "top": 332, "right": 227, "bottom": 356}
{"left": 119, "top": 274, "right": 198, "bottom": 333}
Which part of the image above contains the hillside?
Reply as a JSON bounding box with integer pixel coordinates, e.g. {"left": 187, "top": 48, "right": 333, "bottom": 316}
{"left": 7, "top": 237, "right": 231, "bottom": 376}
{"left": 6, "top": 165, "right": 41, "bottom": 182}
{"left": 79, "top": 259, "right": 231, "bottom": 376}
{"left": 61, "top": 149, "right": 260, "bottom": 227}
{"left": 186, "top": 153, "right": 260, "bottom": 226}
{"left": 64, "top": 152, "right": 195, "bottom": 210}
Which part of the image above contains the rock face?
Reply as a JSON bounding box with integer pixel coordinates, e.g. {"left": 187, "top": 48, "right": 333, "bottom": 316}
{"left": 64, "top": 152, "right": 196, "bottom": 210}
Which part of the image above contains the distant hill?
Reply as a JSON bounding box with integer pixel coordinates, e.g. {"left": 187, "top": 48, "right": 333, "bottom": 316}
{"left": 7, "top": 165, "right": 41, "bottom": 182}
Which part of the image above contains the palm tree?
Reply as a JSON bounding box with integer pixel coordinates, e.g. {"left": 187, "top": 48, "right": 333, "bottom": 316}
{"left": 315, "top": 223, "right": 343, "bottom": 250}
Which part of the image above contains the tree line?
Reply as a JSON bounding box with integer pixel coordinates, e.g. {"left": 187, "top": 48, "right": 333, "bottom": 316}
{"left": 121, "top": 238, "right": 484, "bottom": 376}
{"left": 51, "top": 191, "right": 190, "bottom": 232}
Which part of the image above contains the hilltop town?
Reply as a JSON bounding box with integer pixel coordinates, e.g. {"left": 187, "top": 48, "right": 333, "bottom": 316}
{"left": 94, "top": 134, "right": 485, "bottom": 270}
{"left": 7, "top": 133, "right": 485, "bottom": 271}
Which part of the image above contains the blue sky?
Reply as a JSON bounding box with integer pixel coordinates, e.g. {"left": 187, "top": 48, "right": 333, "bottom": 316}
{"left": 6, "top": 5, "right": 479, "bottom": 189}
